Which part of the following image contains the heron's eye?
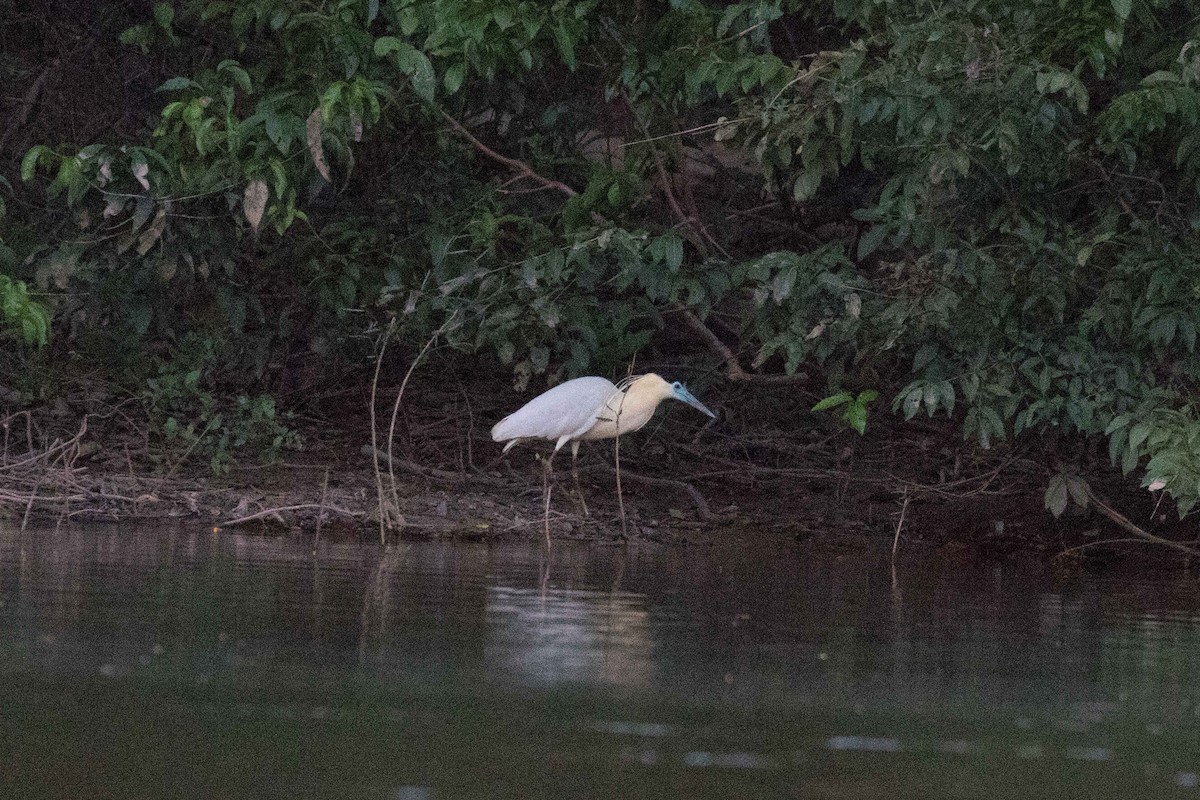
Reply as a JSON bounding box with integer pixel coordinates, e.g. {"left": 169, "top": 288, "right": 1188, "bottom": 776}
{"left": 672, "top": 381, "right": 682, "bottom": 390}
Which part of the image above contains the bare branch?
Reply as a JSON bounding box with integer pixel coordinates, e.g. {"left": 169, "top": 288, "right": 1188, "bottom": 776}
{"left": 440, "top": 110, "right": 578, "bottom": 197}
{"left": 677, "top": 307, "right": 811, "bottom": 385}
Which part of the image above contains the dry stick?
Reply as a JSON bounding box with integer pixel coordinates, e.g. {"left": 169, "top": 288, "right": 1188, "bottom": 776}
{"left": 20, "top": 477, "right": 42, "bottom": 533}
{"left": 163, "top": 416, "right": 217, "bottom": 480}
{"left": 1083, "top": 487, "right": 1200, "bottom": 559}
{"left": 314, "top": 468, "right": 331, "bottom": 546}
{"left": 614, "top": 431, "right": 626, "bottom": 538}
{"left": 384, "top": 313, "right": 458, "bottom": 540}
{"left": 439, "top": 109, "right": 578, "bottom": 197}
{"left": 613, "top": 366, "right": 636, "bottom": 539}
{"left": 892, "top": 488, "right": 910, "bottom": 562}
{"left": 0, "top": 418, "right": 87, "bottom": 472}
{"left": 542, "top": 453, "right": 553, "bottom": 550}
{"left": 220, "top": 503, "right": 363, "bottom": 528}
{"left": 369, "top": 320, "right": 396, "bottom": 544}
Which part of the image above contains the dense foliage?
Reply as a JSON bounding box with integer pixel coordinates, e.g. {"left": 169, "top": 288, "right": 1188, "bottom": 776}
{"left": 4, "top": 0, "right": 1200, "bottom": 512}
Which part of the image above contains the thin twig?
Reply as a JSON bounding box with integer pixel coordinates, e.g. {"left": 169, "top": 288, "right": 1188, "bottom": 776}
{"left": 621, "top": 118, "right": 746, "bottom": 148}
{"left": 314, "top": 467, "right": 330, "bottom": 544}
{"left": 677, "top": 307, "right": 811, "bottom": 384}
{"left": 384, "top": 311, "right": 458, "bottom": 538}
{"left": 20, "top": 476, "right": 42, "bottom": 533}
{"left": 440, "top": 109, "right": 578, "bottom": 197}
{"left": 892, "top": 488, "right": 909, "bottom": 562}
{"left": 648, "top": 145, "right": 731, "bottom": 259}
{"left": 542, "top": 453, "right": 553, "bottom": 549}
{"left": 219, "top": 503, "right": 363, "bottom": 527}
{"left": 613, "top": 364, "right": 637, "bottom": 538}
{"left": 369, "top": 320, "right": 395, "bottom": 543}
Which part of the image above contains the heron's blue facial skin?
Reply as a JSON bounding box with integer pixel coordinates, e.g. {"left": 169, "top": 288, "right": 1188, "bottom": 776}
{"left": 672, "top": 383, "right": 717, "bottom": 419}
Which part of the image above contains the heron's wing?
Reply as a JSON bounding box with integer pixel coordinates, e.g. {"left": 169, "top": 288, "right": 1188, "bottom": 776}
{"left": 491, "top": 377, "right": 620, "bottom": 443}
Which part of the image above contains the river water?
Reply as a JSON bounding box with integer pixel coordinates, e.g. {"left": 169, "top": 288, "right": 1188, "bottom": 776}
{"left": 1, "top": 526, "right": 1199, "bottom": 798}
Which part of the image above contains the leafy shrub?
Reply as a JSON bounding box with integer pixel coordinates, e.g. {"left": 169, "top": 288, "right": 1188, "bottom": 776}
{"left": 9, "top": 0, "right": 1200, "bottom": 516}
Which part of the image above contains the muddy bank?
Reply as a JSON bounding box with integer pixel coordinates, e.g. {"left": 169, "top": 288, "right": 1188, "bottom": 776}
{"left": 0, "top": 383, "right": 1177, "bottom": 563}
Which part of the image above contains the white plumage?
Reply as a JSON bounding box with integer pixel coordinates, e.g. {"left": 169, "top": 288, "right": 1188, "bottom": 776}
{"left": 491, "top": 376, "right": 621, "bottom": 454}
{"left": 491, "top": 373, "right": 716, "bottom": 456}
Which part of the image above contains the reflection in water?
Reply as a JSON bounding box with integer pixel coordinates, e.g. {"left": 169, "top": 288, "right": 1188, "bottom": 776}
{"left": 486, "top": 585, "right": 654, "bottom": 688}
{"left": 1, "top": 525, "right": 1200, "bottom": 798}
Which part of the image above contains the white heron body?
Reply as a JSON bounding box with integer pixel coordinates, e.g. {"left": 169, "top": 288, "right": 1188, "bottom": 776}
{"left": 491, "top": 373, "right": 715, "bottom": 455}
{"left": 491, "top": 376, "right": 621, "bottom": 453}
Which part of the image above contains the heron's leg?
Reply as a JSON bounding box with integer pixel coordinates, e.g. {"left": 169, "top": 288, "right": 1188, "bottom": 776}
{"left": 542, "top": 449, "right": 555, "bottom": 549}
{"left": 570, "top": 440, "right": 589, "bottom": 517}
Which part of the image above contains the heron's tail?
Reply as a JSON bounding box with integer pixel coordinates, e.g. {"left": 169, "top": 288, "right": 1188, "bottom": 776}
{"left": 491, "top": 415, "right": 514, "bottom": 442}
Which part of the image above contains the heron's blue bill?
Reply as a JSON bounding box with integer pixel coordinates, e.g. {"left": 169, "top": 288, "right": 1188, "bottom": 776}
{"left": 674, "top": 385, "right": 717, "bottom": 418}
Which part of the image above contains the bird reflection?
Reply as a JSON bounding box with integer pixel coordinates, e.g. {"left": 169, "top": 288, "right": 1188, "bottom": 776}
{"left": 485, "top": 584, "right": 655, "bottom": 689}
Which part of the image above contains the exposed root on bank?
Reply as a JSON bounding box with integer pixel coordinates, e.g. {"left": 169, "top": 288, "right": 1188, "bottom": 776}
{"left": 1073, "top": 487, "right": 1200, "bottom": 560}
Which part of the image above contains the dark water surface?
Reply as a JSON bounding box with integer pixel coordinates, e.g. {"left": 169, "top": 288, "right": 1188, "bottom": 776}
{"left": 2, "top": 526, "right": 1200, "bottom": 799}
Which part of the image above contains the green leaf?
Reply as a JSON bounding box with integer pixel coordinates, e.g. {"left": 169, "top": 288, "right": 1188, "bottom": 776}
{"left": 1065, "top": 475, "right": 1090, "bottom": 509}
{"left": 1120, "top": 444, "right": 1139, "bottom": 475}
{"left": 902, "top": 387, "right": 922, "bottom": 420}
{"left": 443, "top": 63, "right": 466, "bottom": 95}
{"left": 812, "top": 392, "right": 853, "bottom": 412}
{"left": 118, "top": 24, "right": 151, "bottom": 47}
{"left": 219, "top": 62, "right": 253, "bottom": 93}
{"left": 846, "top": 405, "right": 867, "bottom": 435}
{"left": 153, "top": 2, "right": 174, "bottom": 31}
{"left": 552, "top": 21, "right": 576, "bottom": 70}
{"left": 1128, "top": 421, "right": 1153, "bottom": 452}
{"left": 660, "top": 234, "right": 684, "bottom": 271}
{"left": 377, "top": 40, "right": 436, "bottom": 102}
{"left": 1044, "top": 474, "right": 1069, "bottom": 518}
{"left": 1111, "top": 0, "right": 1132, "bottom": 19}
{"left": 373, "top": 36, "right": 404, "bottom": 57}
{"left": 20, "top": 145, "right": 48, "bottom": 181}
{"left": 156, "top": 76, "right": 198, "bottom": 92}
{"left": 793, "top": 168, "right": 822, "bottom": 202}
{"left": 857, "top": 225, "right": 888, "bottom": 260}
{"left": 1150, "top": 314, "right": 1177, "bottom": 347}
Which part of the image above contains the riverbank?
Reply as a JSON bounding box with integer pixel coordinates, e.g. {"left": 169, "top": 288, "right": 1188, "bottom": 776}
{"left": 0, "top": 376, "right": 1179, "bottom": 563}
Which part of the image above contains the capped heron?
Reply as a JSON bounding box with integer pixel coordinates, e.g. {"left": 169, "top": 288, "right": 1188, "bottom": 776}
{"left": 491, "top": 373, "right": 717, "bottom": 540}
